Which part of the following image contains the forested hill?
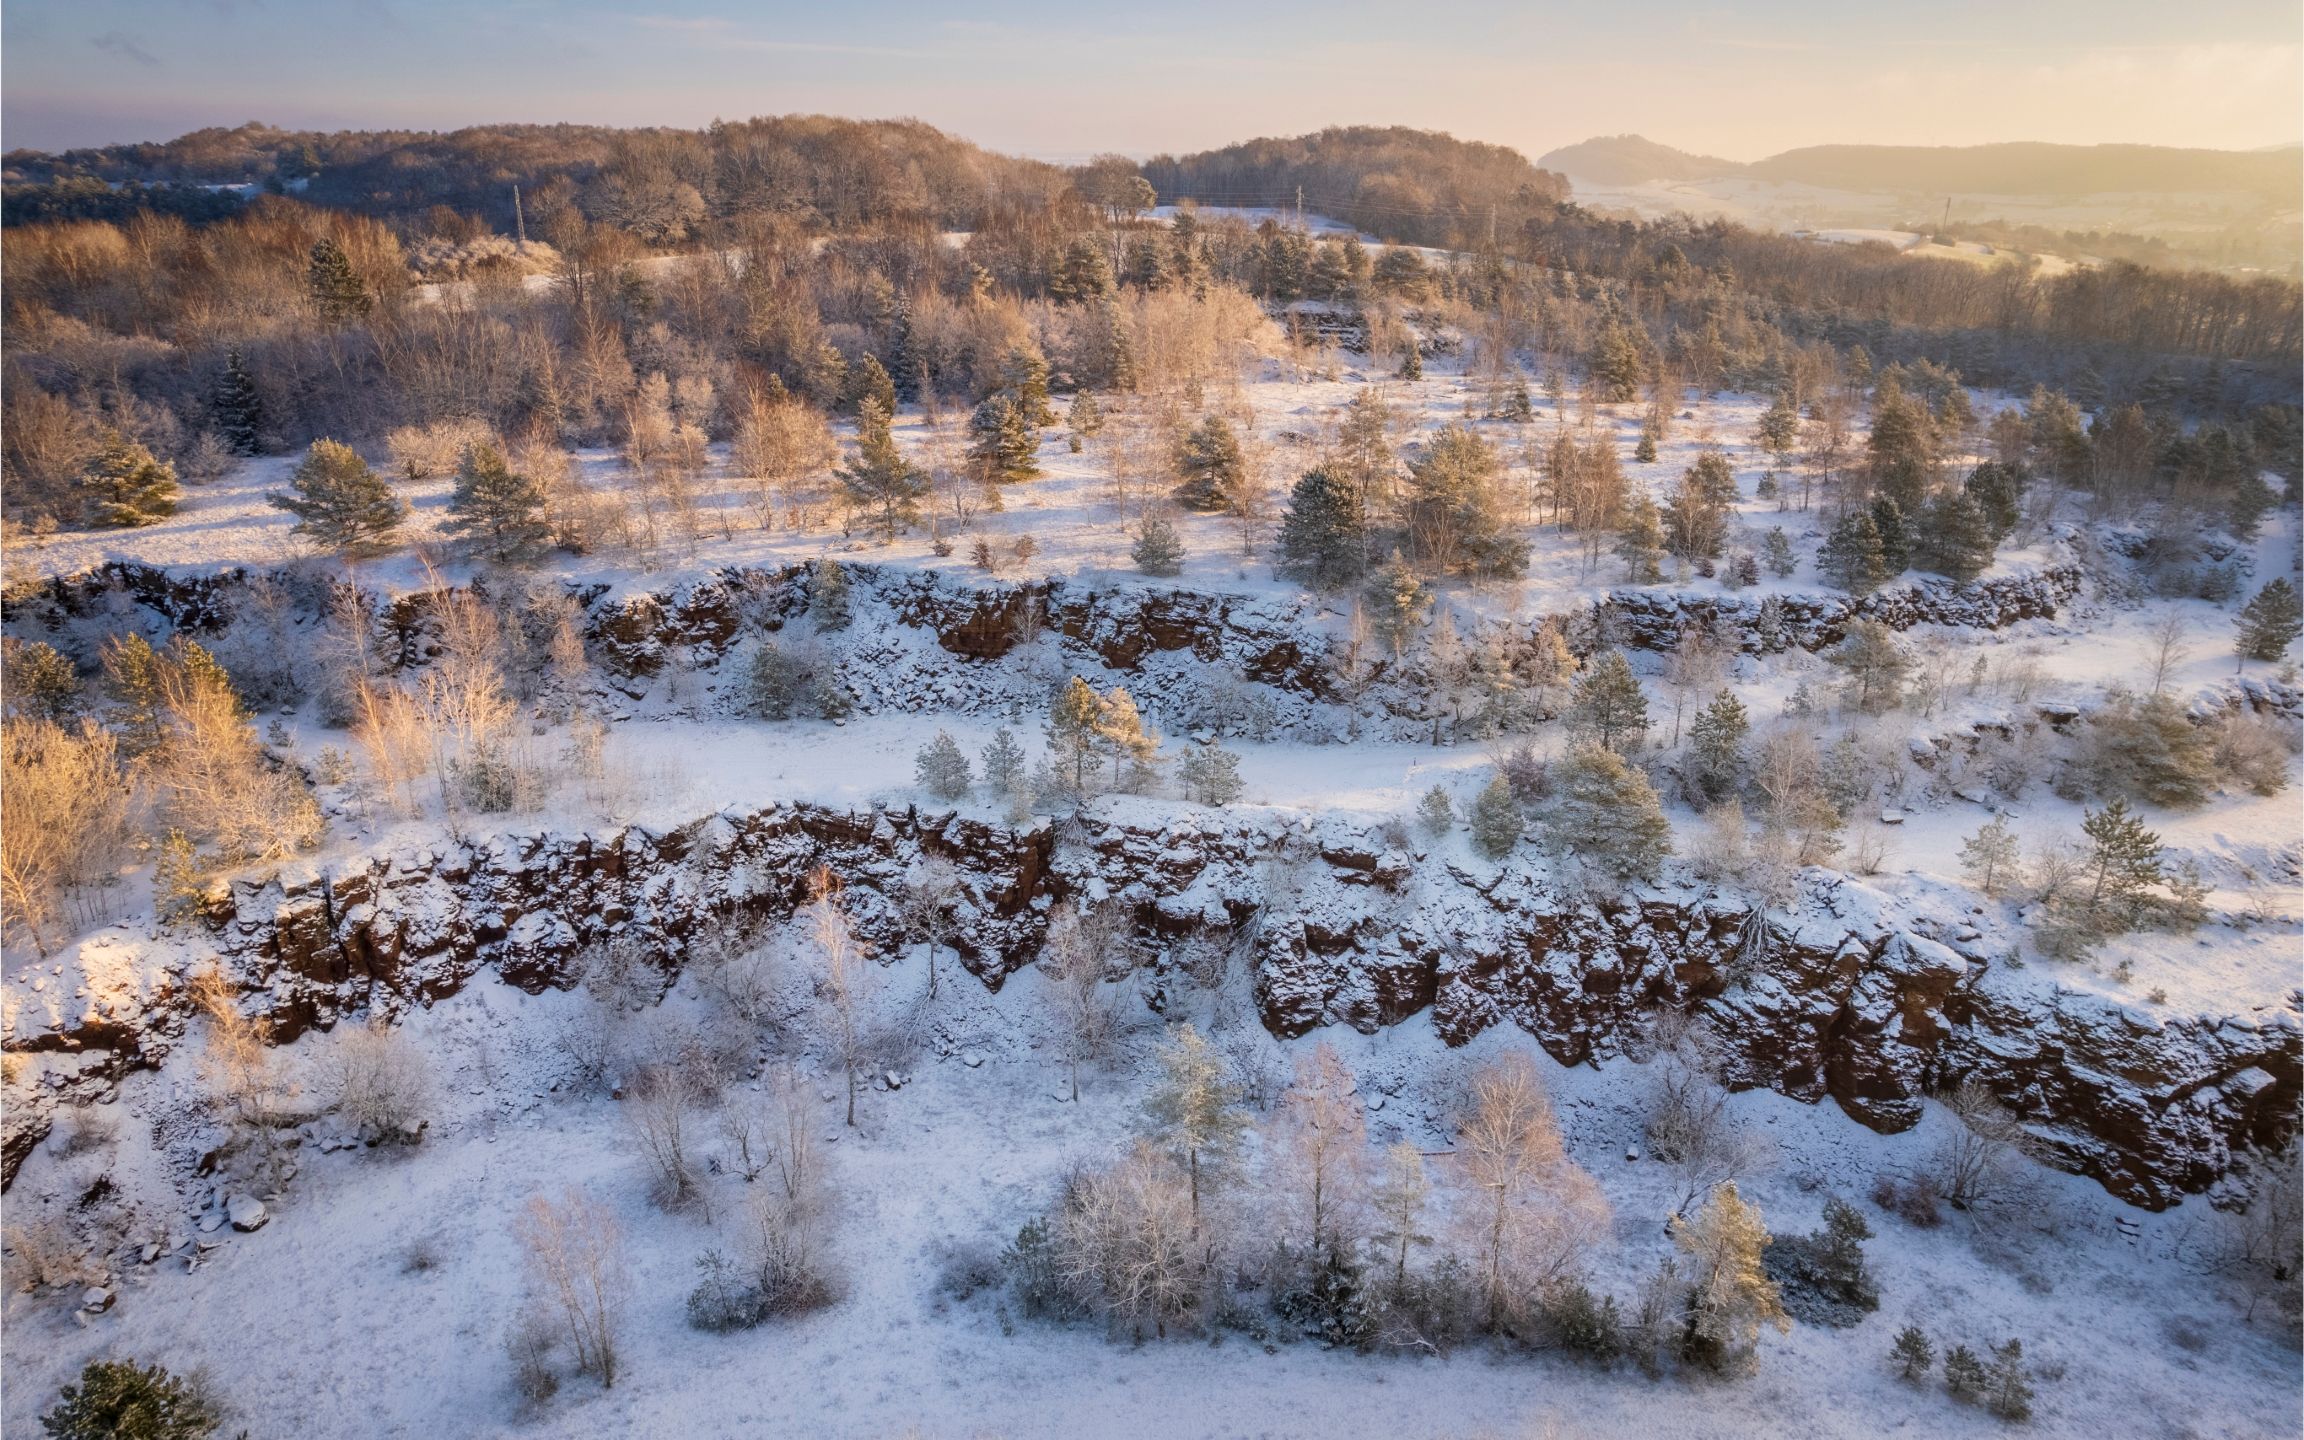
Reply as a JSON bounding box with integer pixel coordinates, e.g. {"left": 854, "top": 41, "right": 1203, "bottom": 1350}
{"left": 1140, "top": 126, "right": 1572, "bottom": 249}
{"left": 2, "top": 117, "right": 1071, "bottom": 235}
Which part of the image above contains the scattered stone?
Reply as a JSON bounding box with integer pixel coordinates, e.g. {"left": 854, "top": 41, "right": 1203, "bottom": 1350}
{"left": 227, "top": 1195, "right": 269, "bottom": 1232}
{"left": 196, "top": 1213, "right": 224, "bottom": 1235}
{"left": 81, "top": 1286, "right": 114, "bottom": 1313}
{"left": 960, "top": 1050, "right": 985, "bottom": 1069}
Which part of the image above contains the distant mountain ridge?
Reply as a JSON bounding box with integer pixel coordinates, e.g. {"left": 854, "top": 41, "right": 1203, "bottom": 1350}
{"left": 1540, "top": 134, "right": 2302, "bottom": 205}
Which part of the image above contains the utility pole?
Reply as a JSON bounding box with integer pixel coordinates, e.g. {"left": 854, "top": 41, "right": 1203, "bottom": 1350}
{"left": 514, "top": 184, "right": 527, "bottom": 247}
{"left": 1295, "top": 184, "right": 1303, "bottom": 227}
{"left": 1940, "top": 195, "right": 1950, "bottom": 236}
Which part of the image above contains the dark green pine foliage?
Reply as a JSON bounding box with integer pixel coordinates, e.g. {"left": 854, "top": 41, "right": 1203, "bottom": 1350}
{"left": 1819, "top": 509, "right": 1888, "bottom": 595}
{"left": 967, "top": 394, "right": 1041, "bottom": 485}
{"left": 211, "top": 348, "right": 264, "bottom": 455}
{"left": 270, "top": 438, "right": 406, "bottom": 554}
{"left": 887, "top": 294, "right": 921, "bottom": 401}
{"left": 307, "top": 237, "right": 373, "bottom": 324}
{"left": 811, "top": 559, "right": 854, "bottom": 630}
{"left": 845, "top": 353, "right": 898, "bottom": 420}
{"left": 1868, "top": 496, "right": 1909, "bottom": 574}
{"left": 1916, "top": 491, "right": 1996, "bottom": 582}
{"left": 1762, "top": 1197, "right": 1880, "bottom": 1328}
{"left": 1962, "top": 461, "right": 2024, "bottom": 538}
{"left": 1566, "top": 650, "right": 1650, "bottom": 753}
{"left": 1274, "top": 464, "right": 1368, "bottom": 589}
{"left": 998, "top": 345, "right": 1056, "bottom": 427}
{"left": 1131, "top": 515, "right": 1185, "bottom": 577}
{"left": 844, "top": 396, "right": 932, "bottom": 532}
{"left": 2236, "top": 579, "right": 2303, "bottom": 664}
{"left": 444, "top": 441, "right": 553, "bottom": 562}
{"left": 1174, "top": 415, "right": 1246, "bottom": 512}
{"left": 39, "top": 1358, "right": 223, "bottom": 1440}
{"left": 1683, "top": 688, "right": 1748, "bottom": 803}
{"left": 85, "top": 433, "right": 180, "bottom": 528}
{"left": 1397, "top": 339, "right": 1422, "bottom": 380}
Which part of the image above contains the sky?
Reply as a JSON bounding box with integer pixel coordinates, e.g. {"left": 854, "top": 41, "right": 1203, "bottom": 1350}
{"left": 3, "top": 0, "right": 2300, "bottom": 161}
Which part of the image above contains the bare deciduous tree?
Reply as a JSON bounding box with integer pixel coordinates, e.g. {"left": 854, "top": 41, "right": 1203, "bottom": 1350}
{"left": 324, "top": 1017, "right": 431, "bottom": 1141}
{"left": 805, "top": 866, "right": 874, "bottom": 1127}
{"left": 1268, "top": 1041, "right": 1369, "bottom": 1253}
{"left": 513, "top": 1188, "right": 628, "bottom": 1389}
{"left": 1041, "top": 904, "right": 1117, "bottom": 1103}
{"left": 1449, "top": 1052, "right": 1611, "bottom": 1334}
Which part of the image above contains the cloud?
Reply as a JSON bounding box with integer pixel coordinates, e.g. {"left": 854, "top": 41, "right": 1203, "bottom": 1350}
{"left": 91, "top": 31, "right": 162, "bottom": 68}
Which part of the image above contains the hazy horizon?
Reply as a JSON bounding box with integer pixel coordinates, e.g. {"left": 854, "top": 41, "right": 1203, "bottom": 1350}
{"left": 4, "top": 0, "right": 2299, "bottom": 162}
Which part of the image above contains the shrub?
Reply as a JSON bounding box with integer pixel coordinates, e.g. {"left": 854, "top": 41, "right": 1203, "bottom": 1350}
{"left": 1545, "top": 1281, "right": 1624, "bottom": 1366}
{"left": 1762, "top": 1197, "right": 1880, "bottom": 1327}
{"left": 40, "top": 1360, "right": 220, "bottom": 1440}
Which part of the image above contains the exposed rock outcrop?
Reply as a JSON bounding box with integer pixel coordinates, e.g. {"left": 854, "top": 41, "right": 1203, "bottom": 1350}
{"left": 7, "top": 803, "right": 2293, "bottom": 1209}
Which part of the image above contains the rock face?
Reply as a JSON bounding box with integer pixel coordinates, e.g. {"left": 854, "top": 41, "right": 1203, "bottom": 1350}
{"left": 1593, "top": 566, "right": 2085, "bottom": 655}
{"left": 6, "top": 803, "right": 2294, "bottom": 1209}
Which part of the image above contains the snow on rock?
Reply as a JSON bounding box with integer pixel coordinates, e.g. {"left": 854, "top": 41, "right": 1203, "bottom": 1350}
{"left": 5, "top": 801, "right": 2293, "bottom": 1209}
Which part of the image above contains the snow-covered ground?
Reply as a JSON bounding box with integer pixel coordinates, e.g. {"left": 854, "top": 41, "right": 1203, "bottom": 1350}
{"left": 6, "top": 946, "right": 2299, "bottom": 1440}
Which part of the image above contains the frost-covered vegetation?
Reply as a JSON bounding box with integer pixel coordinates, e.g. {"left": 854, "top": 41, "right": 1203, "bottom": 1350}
{"left": 2, "top": 116, "right": 2300, "bottom": 1438}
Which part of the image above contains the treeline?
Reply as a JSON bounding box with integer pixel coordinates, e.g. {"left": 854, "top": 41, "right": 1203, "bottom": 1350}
{"left": 1140, "top": 125, "right": 1571, "bottom": 249}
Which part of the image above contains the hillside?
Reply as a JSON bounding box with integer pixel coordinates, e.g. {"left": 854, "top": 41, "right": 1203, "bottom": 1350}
{"left": 1535, "top": 134, "right": 1743, "bottom": 186}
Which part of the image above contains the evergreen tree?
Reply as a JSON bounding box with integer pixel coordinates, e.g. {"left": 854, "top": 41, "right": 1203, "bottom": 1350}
{"left": 1469, "top": 773, "right": 1521, "bottom": 859}
{"left": 1890, "top": 1326, "right": 1935, "bottom": 1383}
{"left": 1818, "top": 509, "right": 1888, "bottom": 595}
{"left": 1670, "top": 1181, "right": 1789, "bottom": 1374}
{"left": 1544, "top": 744, "right": 1671, "bottom": 881}
{"left": 1761, "top": 1196, "right": 1878, "bottom": 1327}
{"left": 1174, "top": 414, "right": 1246, "bottom": 512}
{"left": 1067, "top": 390, "right": 1105, "bottom": 439}
{"left": 1275, "top": 464, "right": 1369, "bottom": 589}
{"left": 842, "top": 397, "right": 931, "bottom": 534}
{"left": 2079, "top": 690, "right": 2217, "bottom": 807}
{"left": 1131, "top": 515, "right": 1185, "bottom": 577}
{"left": 1684, "top": 689, "right": 1749, "bottom": 803}
{"left": 2236, "top": 579, "right": 2303, "bottom": 665}
{"left": 1049, "top": 238, "right": 1115, "bottom": 304}
{"left": 307, "top": 237, "right": 373, "bottom": 324}
{"left": 1406, "top": 423, "right": 1526, "bottom": 577}
{"left": 1178, "top": 739, "right": 1244, "bottom": 806}
{"left": 1415, "top": 784, "right": 1454, "bottom": 839}
{"left": 3, "top": 640, "right": 80, "bottom": 723}
{"left": 1363, "top": 550, "right": 1432, "bottom": 656}
{"left": 443, "top": 441, "right": 552, "bottom": 562}
{"left": 1589, "top": 324, "right": 1643, "bottom": 401}
{"left": 1985, "top": 1339, "right": 2035, "bottom": 1422}
{"left": 887, "top": 293, "right": 921, "bottom": 401}
{"left": 1397, "top": 340, "right": 1422, "bottom": 380}
{"left": 980, "top": 727, "right": 1027, "bottom": 799}
{"left": 998, "top": 344, "right": 1056, "bottom": 426}
{"left": 2081, "top": 799, "right": 2164, "bottom": 929}
{"left": 269, "top": 438, "right": 404, "bottom": 554}
{"left": 914, "top": 730, "right": 973, "bottom": 800}
{"left": 1868, "top": 496, "right": 1910, "bottom": 574}
{"left": 1963, "top": 461, "right": 2024, "bottom": 539}
{"left": 1915, "top": 491, "right": 1996, "bottom": 583}
{"left": 211, "top": 348, "right": 263, "bottom": 455}
{"left": 1615, "top": 497, "right": 1665, "bottom": 582}
{"left": 1492, "top": 375, "right": 1534, "bottom": 423}
{"left": 844, "top": 352, "right": 898, "bottom": 420}
{"left": 1094, "top": 685, "right": 1160, "bottom": 789}
{"left": 1757, "top": 391, "right": 1800, "bottom": 459}
{"left": 1762, "top": 528, "right": 1797, "bottom": 578}
{"left": 1633, "top": 425, "right": 1658, "bottom": 464}
{"left": 811, "top": 559, "right": 854, "bottom": 631}
{"left": 1145, "top": 1023, "right": 1249, "bottom": 1222}
{"left": 39, "top": 1358, "right": 222, "bottom": 1440}
{"left": 1566, "top": 650, "right": 1650, "bottom": 753}
{"left": 1754, "top": 593, "right": 1788, "bottom": 652}
{"left": 1959, "top": 815, "right": 2020, "bottom": 897}
{"left": 1047, "top": 676, "right": 1105, "bottom": 795}
{"left": 84, "top": 433, "right": 180, "bottom": 528}
{"left": 1944, "top": 1344, "right": 1989, "bottom": 1402}
{"left": 1827, "top": 620, "right": 1910, "bottom": 712}
{"left": 1866, "top": 383, "right": 1934, "bottom": 512}
{"left": 966, "top": 394, "right": 1040, "bottom": 486}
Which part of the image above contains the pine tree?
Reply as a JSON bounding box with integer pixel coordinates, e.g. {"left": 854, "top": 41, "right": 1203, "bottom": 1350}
{"left": 845, "top": 396, "right": 932, "bottom": 532}
{"left": 84, "top": 433, "right": 180, "bottom": 528}
{"left": 1145, "top": 1023, "right": 1249, "bottom": 1222}
{"left": 1174, "top": 415, "right": 1245, "bottom": 512}
{"left": 1670, "top": 1181, "right": 1789, "bottom": 1374}
{"left": 967, "top": 392, "right": 1039, "bottom": 486}
{"left": 998, "top": 344, "right": 1056, "bottom": 426}
{"left": 1178, "top": 739, "right": 1244, "bottom": 806}
{"left": 1469, "top": 773, "right": 1521, "bottom": 859}
{"left": 1963, "top": 461, "right": 2024, "bottom": 539}
{"left": 1985, "top": 1339, "right": 2035, "bottom": 1422}
{"left": 1566, "top": 650, "right": 1650, "bottom": 753}
{"left": 811, "top": 559, "right": 853, "bottom": 631}
{"left": 1959, "top": 815, "right": 2020, "bottom": 897}
{"left": 1762, "top": 528, "right": 1796, "bottom": 578}
{"left": 1067, "top": 389, "right": 1105, "bottom": 438}
{"left": 1415, "top": 784, "right": 1454, "bottom": 839}
{"left": 1093, "top": 686, "right": 1160, "bottom": 789}
{"left": 979, "top": 727, "right": 1026, "bottom": 800}
{"left": 844, "top": 352, "right": 898, "bottom": 419}
{"left": 1818, "top": 509, "right": 1888, "bottom": 595}
{"left": 1633, "top": 424, "right": 1658, "bottom": 464}
{"left": 1273, "top": 465, "right": 1367, "bottom": 589}
{"left": 1615, "top": 497, "right": 1665, "bottom": 582}
{"left": 1047, "top": 676, "right": 1105, "bottom": 795}
{"left": 1757, "top": 391, "right": 1800, "bottom": 459}
{"left": 269, "top": 438, "right": 404, "bottom": 554}
{"left": 1917, "top": 491, "right": 1996, "bottom": 582}
{"left": 914, "top": 730, "right": 973, "bottom": 800}
{"left": 153, "top": 827, "right": 204, "bottom": 926}
{"left": 211, "top": 348, "right": 264, "bottom": 455}
{"left": 1684, "top": 689, "right": 1749, "bottom": 803}
{"left": 1363, "top": 550, "right": 1432, "bottom": 656}
{"left": 1944, "top": 1344, "right": 1988, "bottom": 1402}
{"left": 38, "top": 1358, "right": 222, "bottom": 1440}
{"left": 1890, "top": 1326, "right": 1934, "bottom": 1383}
{"left": 1131, "top": 515, "right": 1185, "bottom": 577}
{"left": 1869, "top": 496, "right": 1910, "bottom": 574}
{"left": 1407, "top": 423, "right": 1526, "bottom": 577}
{"left": 2081, "top": 799, "right": 2164, "bottom": 929}
{"left": 1397, "top": 340, "right": 1422, "bottom": 380}
{"left": 307, "top": 237, "right": 373, "bottom": 324}
{"left": 1827, "top": 620, "right": 1909, "bottom": 712}
{"left": 1544, "top": 744, "right": 1672, "bottom": 882}
{"left": 2236, "top": 579, "right": 2302, "bottom": 665}
{"left": 1754, "top": 593, "right": 1788, "bottom": 652}
{"left": 1589, "top": 323, "right": 1643, "bottom": 401}
{"left": 3, "top": 640, "right": 79, "bottom": 723}
{"left": 443, "top": 441, "right": 552, "bottom": 562}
